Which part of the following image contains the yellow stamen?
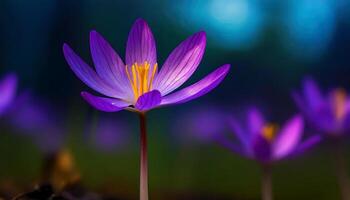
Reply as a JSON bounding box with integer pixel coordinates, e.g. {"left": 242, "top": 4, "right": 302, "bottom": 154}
{"left": 262, "top": 123, "right": 278, "bottom": 142}
{"left": 125, "top": 66, "right": 136, "bottom": 99}
{"left": 333, "top": 88, "right": 347, "bottom": 121}
{"left": 135, "top": 64, "right": 143, "bottom": 95}
{"left": 149, "top": 63, "right": 158, "bottom": 89}
{"left": 125, "top": 61, "right": 158, "bottom": 101}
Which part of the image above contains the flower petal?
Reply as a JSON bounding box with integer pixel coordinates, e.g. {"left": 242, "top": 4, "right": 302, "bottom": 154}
{"left": 228, "top": 116, "right": 250, "bottom": 151}
{"left": 81, "top": 91, "right": 130, "bottom": 112}
{"left": 135, "top": 90, "right": 162, "bottom": 111}
{"left": 303, "top": 78, "right": 323, "bottom": 110}
{"left": 247, "top": 107, "right": 265, "bottom": 136}
{"left": 293, "top": 91, "right": 336, "bottom": 133}
{"left": 154, "top": 32, "right": 206, "bottom": 95}
{"left": 0, "top": 73, "right": 17, "bottom": 115}
{"left": 273, "top": 115, "right": 304, "bottom": 159}
{"left": 344, "top": 108, "right": 350, "bottom": 131}
{"left": 160, "top": 64, "right": 230, "bottom": 106}
{"left": 289, "top": 135, "right": 321, "bottom": 158}
{"left": 89, "top": 31, "right": 133, "bottom": 101}
{"left": 126, "top": 19, "right": 157, "bottom": 67}
{"left": 63, "top": 44, "right": 123, "bottom": 98}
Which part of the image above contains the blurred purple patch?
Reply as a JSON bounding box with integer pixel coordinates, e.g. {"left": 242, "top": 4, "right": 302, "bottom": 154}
{"left": 91, "top": 117, "right": 129, "bottom": 152}
{"left": 0, "top": 73, "right": 17, "bottom": 116}
{"left": 293, "top": 78, "right": 350, "bottom": 136}
{"left": 216, "top": 108, "right": 320, "bottom": 164}
{"left": 173, "top": 106, "right": 226, "bottom": 145}
{"left": 7, "top": 91, "right": 65, "bottom": 154}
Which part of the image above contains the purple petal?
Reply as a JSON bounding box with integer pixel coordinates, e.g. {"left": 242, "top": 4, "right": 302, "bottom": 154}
{"left": 228, "top": 116, "right": 250, "bottom": 150}
{"left": 344, "top": 108, "right": 350, "bottom": 130}
{"left": 0, "top": 73, "right": 17, "bottom": 115}
{"left": 290, "top": 135, "right": 321, "bottom": 157}
{"left": 252, "top": 134, "right": 271, "bottom": 162}
{"left": 292, "top": 91, "right": 332, "bottom": 133}
{"left": 273, "top": 115, "right": 304, "bottom": 159}
{"left": 312, "top": 107, "right": 336, "bottom": 134}
{"left": 303, "top": 78, "right": 323, "bottom": 110}
{"left": 135, "top": 90, "right": 162, "bottom": 111}
{"left": 125, "top": 19, "right": 157, "bottom": 67}
{"left": 63, "top": 44, "right": 124, "bottom": 98}
{"left": 160, "top": 64, "right": 230, "bottom": 106}
{"left": 154, "top": 32, "right": 206, "bottom": 95}
{"left": 247, "top": 107, "right": 265, "bottom": 136}
{"left": 346, "top": 100, "right": 350, "bottom": 113}
{"left": 81, "top": 91, "right": 130, "bottom": 112}
{"left": 89, "top": 31, "right": 133, "bottom": 101}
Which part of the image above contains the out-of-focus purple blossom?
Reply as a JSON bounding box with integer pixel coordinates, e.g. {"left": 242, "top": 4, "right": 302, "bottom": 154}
{"left": 293, "top": 78, "right": 350, "bottom": 136}
{"left": 91, "top": 117, "right": 129, "bottom": 152}
{"left": 8, "top": 91, "right": 65, "bottom": 154}
{"left": 217, "top": 108, "right": 321, "bottom": 164}
{"left": 172, "top": 106, "right": 226, "bottom": 145}
{"left": 63, "top": 18, "right": 230, "bottom": 113}
{"left": 0, "top": 73, "right": 17, "bottom": 116}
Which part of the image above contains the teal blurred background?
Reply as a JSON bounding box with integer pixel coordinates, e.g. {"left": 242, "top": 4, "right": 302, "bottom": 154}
{"left": 0, "top": 0, "right": 350, "bottom": 199}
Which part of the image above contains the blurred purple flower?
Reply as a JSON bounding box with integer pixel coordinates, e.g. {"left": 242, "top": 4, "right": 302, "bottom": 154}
{"left": 173, "top": 106, "right": 226, "bottom": 145}
{"left": 293, "top": 78, "right": 350, "bottom": 136}
{"left": 63, "top": 18, "right": 230, "bottom": 113}
{"left": 217, "top": 108, "right": 320, "bottom": 164}
{"left": 8, "top": 91, "right": 65, "bottom": 154}
{"left": 91, "top": 117, "right": 129, "bottom": 152}
{"left": 0, "top": 73, "right": 17, "bottom": 116}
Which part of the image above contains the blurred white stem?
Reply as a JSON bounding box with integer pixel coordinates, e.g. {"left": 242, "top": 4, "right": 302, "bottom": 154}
{"left": 332, "top": 139, "right": 350, "bottom": 200}
{"left": 261, "top": 165, "right": 273, "bottom": 200}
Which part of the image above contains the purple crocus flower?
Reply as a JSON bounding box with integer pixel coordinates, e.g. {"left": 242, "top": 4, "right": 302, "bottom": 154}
{"left": 218, "top": 108, "right": 321, "bottom": 200}
{"left": 294, "top": 78, "right": 350, "bottom": 200}
{"left": 63, "top": 19, "right": 230, "bottom": 200}
{"left": 218, "top": 108, "right": 320, "bottom": 164}
{"left": 63, "top": 19, "right": 230, "bottom": 113}
{"left": 293, "top": 78, "right": 350, "bottom": 136}
{"left": 0, "top": 73, "right": 17, "bottom": 116}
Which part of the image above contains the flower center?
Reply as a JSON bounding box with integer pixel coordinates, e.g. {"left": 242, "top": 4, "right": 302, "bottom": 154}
{"left": 125, "top": 61, "right": 158, "bottom": 101}
{"left": 261, "top": 123, "right": 278, "bottom": 142}
{"left": 332, "top": 88, "right": 347, "bottom": 121}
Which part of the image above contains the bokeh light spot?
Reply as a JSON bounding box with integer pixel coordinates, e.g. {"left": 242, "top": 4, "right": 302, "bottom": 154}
{"left": 170, "top": 0, "right": 265, "bottom": 50}
{"left": 284, "top": 0, "right": 336, "bottom": 60}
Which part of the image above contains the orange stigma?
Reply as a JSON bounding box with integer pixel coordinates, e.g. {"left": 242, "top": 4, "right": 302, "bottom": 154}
{"left": 125, "top": 61, "right": 158, "bottom": 101}
{"left": 262, "top": 123, "right": 278, "bottom": 142}
{"left": 333, "top": 88, "right": 347, "bottom": 121}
